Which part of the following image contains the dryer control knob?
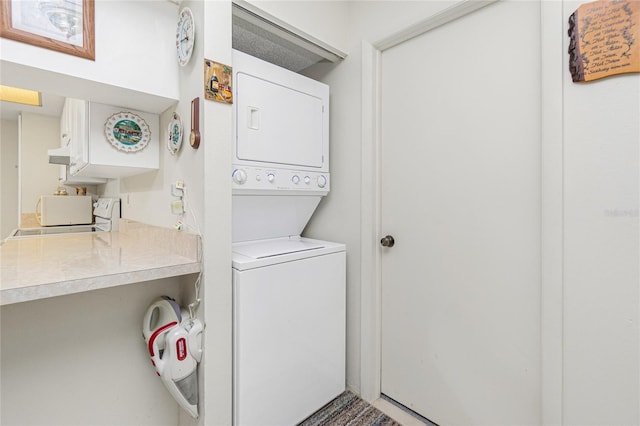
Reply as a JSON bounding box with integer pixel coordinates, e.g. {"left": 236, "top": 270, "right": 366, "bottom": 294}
{"left": 304, "top": 176, "right": 311, "bottom": 184}
{"left": 317, "top": 175, "right": 327, "bottom": 188}
{"left": 292, "top": 175, "right": 300, "bottom": 184}
{"left": 267, "top": 173, "right": 275, "bottom": 183}
{"left": 232, "top": 169, "right": 247, "bottom": 184}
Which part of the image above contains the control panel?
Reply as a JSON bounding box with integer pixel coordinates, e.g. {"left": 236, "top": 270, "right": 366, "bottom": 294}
{"left": 232, "top": 165, "right": 330, "bottom": 193}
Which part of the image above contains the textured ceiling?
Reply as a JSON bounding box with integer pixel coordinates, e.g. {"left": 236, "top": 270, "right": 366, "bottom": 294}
{"left": 232, "top": 4, "right": 344, "bottom": 73}
{"left": 232, "top": 20, "right": 325, "bottom": 73}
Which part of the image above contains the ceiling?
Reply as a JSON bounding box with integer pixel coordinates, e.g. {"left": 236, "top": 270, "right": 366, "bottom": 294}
{"left": 1, "top": 91, "right": 65, "bottom": 122}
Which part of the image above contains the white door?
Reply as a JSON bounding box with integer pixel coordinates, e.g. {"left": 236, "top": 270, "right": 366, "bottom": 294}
{"left": 380, "top": 2, "right": 541, "bottom": 425}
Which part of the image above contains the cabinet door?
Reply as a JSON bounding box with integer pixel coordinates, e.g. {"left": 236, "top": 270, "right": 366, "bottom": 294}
{"left": 60, "top": 99, "right": 71, "bottom": 141}
{"left": 58, "top": 100, "right": 71, "bottom": 183}
{"left": 61, "top": 98, "right": 105, "bottom": 184}
{"left": 68, "top": 98, "right": 89, "bottom": 176}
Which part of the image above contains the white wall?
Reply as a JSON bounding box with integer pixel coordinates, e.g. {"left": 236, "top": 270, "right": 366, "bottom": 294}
{"left": 104, "top": 103, "right": 204, "bottom": 232}
{"left": 562, "top": 1, "right": 639, "bottom": 424}
{"left": 1, "top": 120, "right": 19, "bottom": 239}
{"left": 0, "top": 1, "right": 178, "bottom": 113}
{"left": 19, "top": 113, "right": 61, "bottom": 213}
{"left": 0, "top": 277, "right": 193, "bottom": 426}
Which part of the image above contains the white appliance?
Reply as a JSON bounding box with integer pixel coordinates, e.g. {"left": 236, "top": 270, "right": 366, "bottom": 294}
{"left": 11, "top": 197, "right": 120, "bottom": 238}
{"left": 232, "top": 49, "right": 330, "bottom": 243}
{"left": 231, "top": 50, "right": 345, "bottom": 426}
{"left": 36, "top": 195, "right": 93, "bottom": 226}
{"left": 233, "top": 237, "right": 345, "bottom": 426}
{"left": 92, "top": 197, "right": 121, "bottom": 232}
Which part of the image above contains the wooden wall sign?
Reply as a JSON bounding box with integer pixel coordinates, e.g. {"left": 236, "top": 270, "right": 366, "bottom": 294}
{"left": 568, "top": 0, "right": 639, "bottom": 82}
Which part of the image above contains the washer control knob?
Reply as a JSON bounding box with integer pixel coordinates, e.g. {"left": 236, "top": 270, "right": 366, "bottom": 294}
{"left": 317, "top": 175, "right": 327, "bottom": 188}
{"left": 292, "top": 175, "right": 300, "bottom": 184}
{"left": 232, "top": 169, "right": 247, "bottom": 184}
{"left": 304, "top": 176, "right": 311, "bottom": 184}
{"left": 267, "top": 173, "right": 275, "bottom": 183}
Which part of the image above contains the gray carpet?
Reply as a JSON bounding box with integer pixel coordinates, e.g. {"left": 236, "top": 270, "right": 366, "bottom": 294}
{"left": 299, "top": 391, "right": 403, "bottom": 426}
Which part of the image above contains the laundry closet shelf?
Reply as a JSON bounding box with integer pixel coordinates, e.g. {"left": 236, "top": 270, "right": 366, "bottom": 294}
{"left": 0, "top": 221, "right": 201, "bottom": 305}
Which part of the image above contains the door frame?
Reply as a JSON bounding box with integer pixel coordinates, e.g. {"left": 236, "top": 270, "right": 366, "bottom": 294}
{"left": 358, "top": 1, "right": 565, "bottom": 424}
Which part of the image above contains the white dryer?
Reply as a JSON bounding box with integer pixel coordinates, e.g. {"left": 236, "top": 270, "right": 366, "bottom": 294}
{"left": 231, "top": 49, "right": 331, "bottom": 243}
{"left": 231, "top": 50, "right": 346, "bottom": 426}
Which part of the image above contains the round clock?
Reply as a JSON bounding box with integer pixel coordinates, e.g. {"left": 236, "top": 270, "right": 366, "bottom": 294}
{"left": 176, "top": 7, "right": 195, "bottom": 66}
{"left": 167, "top": 112, "right": 183, "bottom": 155}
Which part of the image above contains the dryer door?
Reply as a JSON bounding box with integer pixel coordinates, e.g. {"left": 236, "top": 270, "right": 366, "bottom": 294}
{"left": 235, "top": 72, "right": 325, "bottom": 168}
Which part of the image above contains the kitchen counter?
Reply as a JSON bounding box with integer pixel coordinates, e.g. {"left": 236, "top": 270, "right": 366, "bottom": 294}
{"left": 0, "top": 220, "right": 201, "bottom": 305}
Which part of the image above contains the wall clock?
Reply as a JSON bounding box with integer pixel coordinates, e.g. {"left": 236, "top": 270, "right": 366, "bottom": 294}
{"left": 190, "top": 97, "right": 201, "bottom": 149}
{"left": 176, "top": 7, "right": 195, "bottom": 66}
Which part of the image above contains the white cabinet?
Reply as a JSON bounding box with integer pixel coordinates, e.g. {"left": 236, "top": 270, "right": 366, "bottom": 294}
{"left": 62, "top": 98, "right": 159, "bottom": 180}
{"left": 58, "top": 99, "right": 106, "bottom": 185}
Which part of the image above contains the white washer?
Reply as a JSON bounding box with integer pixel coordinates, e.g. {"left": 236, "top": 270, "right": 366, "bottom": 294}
{"left": 232, "top": 237, "right": 346, "bottom": 426}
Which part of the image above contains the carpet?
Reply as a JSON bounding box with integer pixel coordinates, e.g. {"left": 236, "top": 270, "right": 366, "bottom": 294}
{"left": 299, "top": 391, "right": 403, "bottom": 426}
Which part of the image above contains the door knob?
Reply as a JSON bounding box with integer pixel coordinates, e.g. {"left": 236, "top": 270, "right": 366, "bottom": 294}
{"left": 380, "top": 235, "right": 395, "bottom": 248}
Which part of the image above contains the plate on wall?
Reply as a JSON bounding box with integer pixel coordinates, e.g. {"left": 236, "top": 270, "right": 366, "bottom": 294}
{"left": 104, "top": 112, "right": 151, "bottom": 153}
{"left": 167, "top": 112, "right": 183, "bottom": 155}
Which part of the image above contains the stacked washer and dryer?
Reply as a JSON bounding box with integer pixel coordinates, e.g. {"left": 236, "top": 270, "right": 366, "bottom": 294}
{"left": 231, "top": 50, "right": 346, "bottom": 426}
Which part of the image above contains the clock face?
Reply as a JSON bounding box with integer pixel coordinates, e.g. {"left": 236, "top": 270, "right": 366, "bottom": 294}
{"left": 190, "top": 130, "right": 200, "bottom": 149}
{"left": 176, "top": 7, "right": 195, "bottom": 66}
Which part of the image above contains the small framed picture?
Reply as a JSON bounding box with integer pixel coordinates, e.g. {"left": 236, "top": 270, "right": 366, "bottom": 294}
{"left": 204, "top": 59, "right": 233, "bottom": 104}
{"left": 0, "top": 0, "right": 95, "bottom": 60}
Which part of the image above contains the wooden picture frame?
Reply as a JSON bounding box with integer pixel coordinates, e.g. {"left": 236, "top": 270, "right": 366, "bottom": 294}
{"left": 0, "top": 0, "right": 95, "bottom": 60}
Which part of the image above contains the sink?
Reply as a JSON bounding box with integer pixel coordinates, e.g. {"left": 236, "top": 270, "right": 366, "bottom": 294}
{"left": 9, "top": 225, "right": 96, "bottom": 238}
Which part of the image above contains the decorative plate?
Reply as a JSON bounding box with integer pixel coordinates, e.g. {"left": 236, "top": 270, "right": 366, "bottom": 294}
{"left": 104, "top": 112, "right": 151, "bottom": 153}
{"left": 167, "top": 112, "right": 183, "bottom": 155}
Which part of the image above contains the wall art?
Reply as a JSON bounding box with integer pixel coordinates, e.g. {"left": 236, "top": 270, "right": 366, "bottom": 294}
{"left": 104, "top": 112, "right": 151, "bottom": 153}
{"left": 204, "top": 59, "right": 233, "bottom": 104}
{"left": 167, "top": 112, "right": 183, "bottom": 155}
{"left": 568, "top": 0, "right": 639, "bottom": 82}
{"left": 0, "top": 0, "right": 95, "bottom": 60}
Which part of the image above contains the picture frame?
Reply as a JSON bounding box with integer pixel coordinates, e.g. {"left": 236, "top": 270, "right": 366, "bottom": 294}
{"left": 0, "top": 0, "right": 95, "bottom": 60}
{"left": 204, "top": 59, "right": 233, "bottom": 104}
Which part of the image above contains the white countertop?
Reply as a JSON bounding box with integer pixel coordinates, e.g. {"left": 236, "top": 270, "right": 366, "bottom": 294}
{"left": 0, "top": 220, "right": 201, "bottom": 305}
